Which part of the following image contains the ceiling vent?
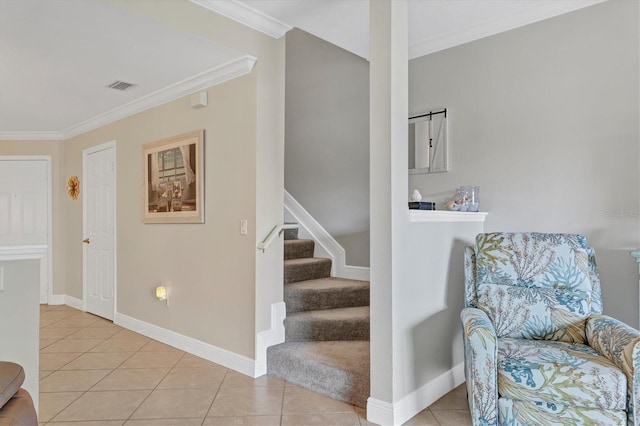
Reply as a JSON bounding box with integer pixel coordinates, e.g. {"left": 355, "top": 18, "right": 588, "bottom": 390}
{"left": 106, "top": 80, "right": 136, "bottom": 91}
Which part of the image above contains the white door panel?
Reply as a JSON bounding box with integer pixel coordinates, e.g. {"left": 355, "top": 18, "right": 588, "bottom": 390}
{"left": 83, "top": 143, "right": 116, "bottom": 320}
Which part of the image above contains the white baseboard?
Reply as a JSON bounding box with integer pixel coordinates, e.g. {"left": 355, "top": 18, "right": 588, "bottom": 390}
{"left": 115, "top": 312, "right": 255, "bottom": 377}
{"left": 284, "top": 190, "right": 370, "bottom": 281}
{"left": 254, "top": 301, "right": 286, "bottom": 377}
{"left": 367, "top": 363, "right": 465, "bottom": 426}
{"left": 47, "top": 295, "right": 83, "bottom": 310}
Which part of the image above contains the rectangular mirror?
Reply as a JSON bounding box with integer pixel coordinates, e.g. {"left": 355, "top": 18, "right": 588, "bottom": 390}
{"left": 409, "top": 108, "right": 448, "bottom": 174}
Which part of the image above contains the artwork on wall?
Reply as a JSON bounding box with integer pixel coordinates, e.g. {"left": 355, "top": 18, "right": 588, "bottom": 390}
{"left": 67, "top": 176, "right": 80, "bottom": 200}
{"left": 143, "top": 129, "right": 204, "bottom": 223}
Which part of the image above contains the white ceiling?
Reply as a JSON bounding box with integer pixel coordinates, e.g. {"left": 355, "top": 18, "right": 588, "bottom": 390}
{"left": 0, "top": 0, "right": 604, "bottom": 139}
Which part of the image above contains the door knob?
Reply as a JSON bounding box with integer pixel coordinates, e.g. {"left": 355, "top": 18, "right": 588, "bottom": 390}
{"left": 83, "top": 238, "right": 90, "bottom": 244}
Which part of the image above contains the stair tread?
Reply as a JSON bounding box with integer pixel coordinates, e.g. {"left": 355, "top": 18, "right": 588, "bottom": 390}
{"left": 267, "top": 340, "right": 369, "bottom": 407}
{"left": 287, "top": 306, "right": 369, "bottom": 320}
{"left": 284, "top": 257, "right": 331, "bottom": 265}
{"left": 284, "top": 238, "right": 315, "bottom": 245}
{"left": 285, "top": 277, "right": 369, "bottom": 289}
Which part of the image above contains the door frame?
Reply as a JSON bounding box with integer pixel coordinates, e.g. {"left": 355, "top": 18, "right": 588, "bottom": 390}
{"left": 0, "top": 156, "right": 52, "bottom": 304}
{"left": 82, "top": 141, "right": 117, "bottom": 318}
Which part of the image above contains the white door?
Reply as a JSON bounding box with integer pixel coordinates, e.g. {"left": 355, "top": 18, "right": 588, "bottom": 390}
{"left": 0, "top": 158, "right": 50, "bottom": 303}
{"left": 83, "top": 142, "right": 116, "bottom": 320}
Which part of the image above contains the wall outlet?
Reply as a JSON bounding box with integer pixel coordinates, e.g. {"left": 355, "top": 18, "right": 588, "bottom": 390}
{"left": 240, "top": 219, "right": 248, "bottom": 235}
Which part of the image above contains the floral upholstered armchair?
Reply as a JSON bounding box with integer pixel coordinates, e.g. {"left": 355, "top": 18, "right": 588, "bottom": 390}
{"left": 461, "top": 232, "right": 640, "bottom": 425}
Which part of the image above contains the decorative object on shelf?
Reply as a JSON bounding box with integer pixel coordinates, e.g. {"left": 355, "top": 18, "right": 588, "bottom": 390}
{"left": 445, "top": 186, "right": 480, "bottom": 211}
{"left": 67, "top": 176, "right": 80, "bottom": 200}
{"left": 408, "top": 201, "right": 436, "bottom": 210}
{"left": 411, "top": 189, "right": 423, "bottom": 202}
{"left": 143, "top": 129, "right": 204, "bottom": 224}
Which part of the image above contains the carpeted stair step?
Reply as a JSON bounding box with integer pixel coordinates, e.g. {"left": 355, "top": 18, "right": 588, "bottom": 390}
{"left": 285, "top": 277, "right": 369, "bottom": 313}
{"left": 267, "top": 341, "right": 370, "bottom": 408}
{"left": 284, "top": 239, "right": 315, "bottom": 260}
{"left": 283, "top": 227, "right": 299, "bottom": 240}
{"left": 284, "top": 258, "right": 331, "bottom": 284}
{"left": 285, "top": 306, "right": 369, "bottom": 341}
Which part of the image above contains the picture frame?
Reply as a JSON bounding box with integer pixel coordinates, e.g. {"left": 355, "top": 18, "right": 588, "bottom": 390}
{"left": 143, "top": 129, "right": 204, "bottom": 223}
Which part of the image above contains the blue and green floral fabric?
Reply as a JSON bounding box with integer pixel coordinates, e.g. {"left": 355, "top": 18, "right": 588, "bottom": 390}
{"left": 473, "top": 233, "right": 598, "bottom": 343}
{"left": 462, "top": 233, "right": 640, "bottom": 426}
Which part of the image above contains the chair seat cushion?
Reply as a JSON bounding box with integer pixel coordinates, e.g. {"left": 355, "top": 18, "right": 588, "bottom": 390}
{"left": 0, "top": 363, "right": 24, "bottom": 410}
{"left": 498, "top": 338, "right": 627, "bottom": 411}
{"left": 498, "top": 397, "right": 626, "bottom": 425}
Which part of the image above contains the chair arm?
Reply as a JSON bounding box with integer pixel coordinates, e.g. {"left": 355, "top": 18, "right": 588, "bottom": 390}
{"left": 461, "top": 307, "right": 498, "bottom": 426}
{"left": 586, "top": 315, "right": 640, "bottom": 425}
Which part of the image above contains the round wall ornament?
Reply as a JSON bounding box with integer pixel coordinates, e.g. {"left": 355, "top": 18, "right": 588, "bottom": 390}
{"left": 67, "top": 176, "right": 80, "bottom": 200}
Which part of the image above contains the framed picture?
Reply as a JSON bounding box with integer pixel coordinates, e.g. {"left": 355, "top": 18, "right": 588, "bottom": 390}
{"left": 143, "top": 129, "right": 204, "bottom": 223}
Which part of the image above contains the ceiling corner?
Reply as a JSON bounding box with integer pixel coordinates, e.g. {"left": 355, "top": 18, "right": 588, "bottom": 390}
{"left": 190, "top": 0, "right": 292, "bottom": 39}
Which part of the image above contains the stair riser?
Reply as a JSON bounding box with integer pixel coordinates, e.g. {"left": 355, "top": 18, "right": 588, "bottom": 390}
{"left": 285, "top": 287, "right": 369, "bottom": 313}
{"left": 284, "top": 240, "right": 315, "bottom": 260}
{"left": 284, "top": 318, "right": 369, "bottom": 341}
{"left": 284, "top": 261, "right": 331, "bottom": 284}
{"left": 283, "top": 228, "right": 299, "bottom": 240}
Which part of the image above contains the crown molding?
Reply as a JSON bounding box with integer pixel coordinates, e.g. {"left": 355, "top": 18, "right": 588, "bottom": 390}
{"left": 0, "top": 131, "right": 64, "bottom": 141}
{"left": 190, "top": 0, "right": 291, "bottom": 39}
{"left": 60, "top": 55, "right": 256, "bottom": 140}
{"left": 409, "top": 0, "right": 606, "bottom": 59}
{"left": 1, "top": 55, "right": 255, "bottom": 141}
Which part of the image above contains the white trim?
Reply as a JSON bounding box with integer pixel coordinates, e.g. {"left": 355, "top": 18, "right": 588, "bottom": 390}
{"left": 82, "top": 141, "right": 117, "bottom": 321}
{"left": 190, "top": 0, "right": 291, "bottom": 39}
{"left": 409, "top": 210, "right": 488, "bottom": 223}
{"left": 62, "top": 56, "right": 256, "bottom": 139}
{"left": 64, "top": 296, "right": 83, "bottom": 310}
{"left": 47, "top": 295, "right": 65, "bottom": 305}
{"left": 115, "top": 312, "right": 255, "bottom": 377}
{"left": 0, "top": 245, "right": 47, "bottom": 261}
{"left": 284, "top": 190, "right": 369, "bottom": 281}
{"left": 0, "top": 156, "right": 53, "bottom": 304}
{"left": 366, "top": 363, "right": 465, "bottom": 426}
{"left": 409, "top": 0, "right": 606, "bottom": 59}
{"left": 0, "top": 132, "right": 64, "bottom": 141}
{"left": 254, "top": 301, "right": 286, "bottom": 377}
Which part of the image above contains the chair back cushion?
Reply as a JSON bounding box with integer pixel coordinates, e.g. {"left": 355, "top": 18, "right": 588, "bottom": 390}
{"left": 474, "top": 232, "right": 598, "bottom": 343}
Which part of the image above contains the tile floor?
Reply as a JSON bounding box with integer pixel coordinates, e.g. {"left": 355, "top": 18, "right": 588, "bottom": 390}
{"left": 39, "top": 304, "right": 471, "bottom": 425}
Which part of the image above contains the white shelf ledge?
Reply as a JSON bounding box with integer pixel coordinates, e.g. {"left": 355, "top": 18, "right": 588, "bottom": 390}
{"left": 409, "top": 210, "right": 488, "bottom": 223}
{"left": 631, "top": 249, "right": 640, "bottom": 262}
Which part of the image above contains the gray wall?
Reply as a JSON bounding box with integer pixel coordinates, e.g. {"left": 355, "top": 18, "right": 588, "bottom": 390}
{"left": 409, "top": 0, "right": 640, "bottom": 326}
{"left": 285, "top": 28, "right": 370, "bottom": 266}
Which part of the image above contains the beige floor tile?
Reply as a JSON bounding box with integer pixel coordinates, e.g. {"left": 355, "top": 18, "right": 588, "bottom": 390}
{"left": 203, "top": 416, "right": 281, "bottom": 425}
{"left": 431, "top": 410, "right": 472, "bottom": 426}
{"left": 45, "top": 421, "right": 125, "bottom": 426}
{"left": 40, "top": 369, "right": 111, "bottom": 392}
{"left": 139, "top": 340, "right": 184, "bottom": 354}
{"left": 67, "top": 327, "right": 122, "bottom": 339}
{"left": 47, "top": 318, "right": 102, "bottom": 328}
{"left": 89, "top": 319, "right": 124, "bottom": 329}
{"left": 40, "top": 370, "right": 54, "bottom": 380}
{"left": 41, "top": 338, "right": 105, "bottom": 353}
{"left": 40, "top": 353, "right": 83, "bottom": 371}
{"left": 61, "top": 352, "right": 135, "bottom": 370}
{"left": 282, "top": 385, "right": 354, "bottom": 414}
{"left": 208, "top": 386, "right": 284, "bottom": 417}
{"left": 38, "top": 391, "right": 83, "bottom": 422}
{"left": 120, "top": 351, "right": 183, "bottom": 369}
{"left": 40, "top": 311, "right": 77, "bottom": 320}
{"left": 40, "top": 318, "right": 63, "bottom": 328}
{"left": 131, "top": 388, "right": 217, "bottom": 419}
{"left": 428, "top": 384, "right": 468, "bottom": 411}
{"left": 40, "top": 338, "right": 59, "bottom": 349}
{"left": 175, "top": 353, "right": 218, "bottom": 368}
{"left": 125, "top": 419, "right": 203, "bottom": 426}
{"left": 90, "top": 339, "right": 149, "bottom": 353}
{"left": 222, "top": 371, "right": 284, "bottom": 388}
{"left": 66, "top": 311, "right": 103, "bottom": 320}
{"left": 52, "top": 390, "right": 151, "bottom": 422}
{"left": 111, "top": 329, "right": 151, "bottom": 341}
{"left": 403, "top": 409, "right": 441, "bottom": 426}
{"left": 157, "top": 366, "right": 227, "bottom": 390}
{"left": 40, "top": 327, "right": 82, "bottom": 339}
{"left": 281, "top": 412, "right": 361, "bottom": 425}
{"left": 92, "top": 368, "right": 170, "bottom": 391}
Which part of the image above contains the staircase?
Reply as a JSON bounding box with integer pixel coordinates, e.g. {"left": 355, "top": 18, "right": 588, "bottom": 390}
{"left": 267, "top": 228, "right": 370, "bottom": 408}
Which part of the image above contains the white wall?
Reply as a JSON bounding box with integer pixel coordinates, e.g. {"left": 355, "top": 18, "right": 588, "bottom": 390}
{"left": 409, "top": 0, "right": 640, "bottom": 326}
{"left": 285, "top": 28, "right": 370, "bottom": 267}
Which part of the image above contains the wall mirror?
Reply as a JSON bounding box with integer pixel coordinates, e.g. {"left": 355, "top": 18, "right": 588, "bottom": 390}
{"left": 408, "top": 108, "right": 448, "bottom": 174}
